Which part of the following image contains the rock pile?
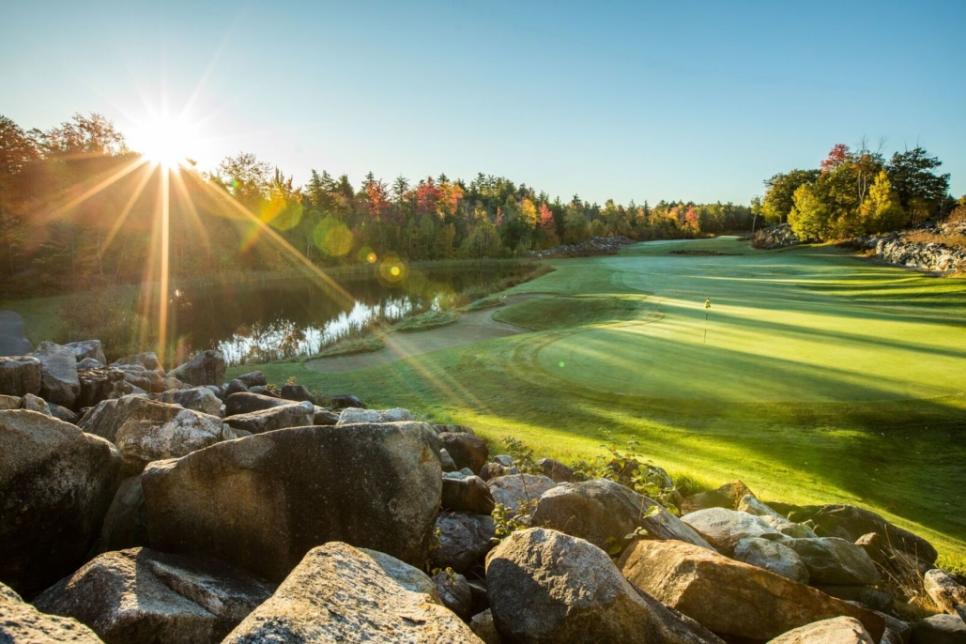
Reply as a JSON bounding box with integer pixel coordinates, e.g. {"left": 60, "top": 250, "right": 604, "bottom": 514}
{"left": 530, "top": 235, "right": 635, "bottom": 258}
{"left": 752, "top": 223, "right": 803, "bottom": 249}
{"left": 852, "top": 222, "right": 966, "bottom": 273}
{"left": 2, "top": 338, "right": 965, "bottom": 642}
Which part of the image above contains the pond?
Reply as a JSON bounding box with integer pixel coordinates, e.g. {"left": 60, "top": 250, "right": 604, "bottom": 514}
{"left": 163, "top": 261, "right": 534, "bottom": 365}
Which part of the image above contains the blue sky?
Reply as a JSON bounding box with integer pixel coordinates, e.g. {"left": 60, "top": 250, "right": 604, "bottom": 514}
{"left": 3, "top": 1, "right": 964, "bottom": 204}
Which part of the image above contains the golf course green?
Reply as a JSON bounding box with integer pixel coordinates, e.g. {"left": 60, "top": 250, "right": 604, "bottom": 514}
{"left": 240, "top": 237, "right": 966, "bottom": 568}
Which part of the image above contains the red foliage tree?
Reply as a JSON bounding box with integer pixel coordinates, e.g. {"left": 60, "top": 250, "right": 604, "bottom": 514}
{"left": 821, "top": 143, "right": 850, "bottom": 173}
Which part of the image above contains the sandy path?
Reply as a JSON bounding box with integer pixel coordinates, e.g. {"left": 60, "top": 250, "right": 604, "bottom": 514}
{"left": 305, "top": 294, "right": 537, "bottom": 373}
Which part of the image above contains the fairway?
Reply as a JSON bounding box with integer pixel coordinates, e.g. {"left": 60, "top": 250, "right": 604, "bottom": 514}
{"left": 244, "top": 237, "right": 966, "bottom": 567}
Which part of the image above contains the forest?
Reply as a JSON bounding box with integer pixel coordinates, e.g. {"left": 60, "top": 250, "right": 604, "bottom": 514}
{"left": 0, "top": 112, "right": 754, "bottom": 296}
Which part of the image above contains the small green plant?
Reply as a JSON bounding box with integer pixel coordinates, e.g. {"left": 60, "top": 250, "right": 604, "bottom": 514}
{"left": 492, "top": 500, "right": 537, "bottom": 540}
{"left": 501, "top": 436, "right": 540, "bottom": 474}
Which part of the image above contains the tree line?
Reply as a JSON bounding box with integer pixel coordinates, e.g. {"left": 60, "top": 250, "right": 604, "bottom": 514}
{"left": 758, "top": 143, "right": 954, "bottom": 241}
{"left": 0, "top": 112, "right": 753, "bottom": 296}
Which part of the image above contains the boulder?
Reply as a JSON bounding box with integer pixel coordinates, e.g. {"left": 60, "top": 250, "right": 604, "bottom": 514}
{"left": 680, "top": 480, "right": 752, "bottom": 514}
{"left": 471, "top": 609, "right": 502, "bottom": 644}
{"left": 49, "top": 402, "right": 79, "bottom": 424}
{"left": 734, "top": 537, "right": 810, "bottom": 583}
{"left": 0, "top": 410, "right": 121, "bottom": 595}
{"left": 312, "top": 406, "right": 339, "bottom": 425}
{"left": 433, "top": 570, "right": 474, "bottom": 620}
{"left": 769, "top": 616, "right": 875, "bottom": 643}
{"left": 788, "top": 504, "right": 938, "bottom": 567}
{"left": 77, "top": 357, "right": 104, "bottom": 370}
{"left": 911, "top": 614, "right": 966, "bottom": 644}
{"left": 328, "top": 393, "right": 365, "bottom": 409}
{"left": 439, "top": 432, "right": 489, "bottom": 473}
{"left": 170, "top": 350, "right": 225, "bottom": 386}
{"left": 76, "top": 367, "right": 132, "bottom": 408}
{"left": 142, "top": 423, "right": 442, "bottom": 580}
{"left": 234, "top": 371, "right": 266, "bottom": 388}
{"left": 486, "top": 528, "right": 722, "bottom": 643}
{"left": 33, "top": 341, "right": 80, "bottom": 408}
{"left": 442, "top": 473, "right": 496, "bottom": 514}
{"left": 619, "top": 539, "right": 884, "bottom": 641}
{"left": 537, "top": 457, "right": 576, "bottom": 482}
{"left": 531, "top": 478, "right": 712, "bottom": 553}
{"left": 224, "top": 379, "right": 247, "bottom": 397}
{"left": 154, "top": 386, "right": 222, "bottom": 416}
{"left": 112, "top": 352, "right": 161, "bottom": 371}
{"left": 0, "top": 581, "right": 102, "bottom": 643}
{"left": 430, "top": 512, "right": 495, "bottom": 573}
{"left": 64, "top": 340, "right": 106, "bottom": 365}
{"left": 110, "top": 362, "right": 165, "bottom": 393}
{"left": 487, "top": 474, "right": 556, "bottom": 513}
{"left": 681, "top": 507, "right": 782, "bottom": 553}
{"left": 924, "top": 569, "right": 966, "bottom": 616}
{"left": 337, "top": 406, "right": 413, "bottom": 425}
{"left": 115, "top": 407, "right": 238, "bottom": 473}
{"left": 0, "top": 356, "right": 42, "bottom": 397}
{"left": 223, "top": 542, "right": 479, "bottom": 642}
{"left": 95, "top": 476, "right": 147, "bottom": 553}
{"left": 815, "top": 584, "right": 893, "bottom": 612}
{"left": 223, "top": 401, "right": 315, "bottom": 434}
{"left": 279, "top": 383, "right": 314, "bottom": 402}
{"left": 78, "top": 395, "right": 205, "bottom": 446}
{"left": 783, "top": 538, "right": 881, "bottom": 585}
{"left": 224, "top": 391, "right": 289, "bottom": 416}
{"left": 21, "top": 392, "right": 51, "bottom": 415}
{"left": 34, "top": 547, "right": 273, "bottom": 643}
{"left": 480, "top": 461, "right": 517, "bottom": 480}
{"left": 0, "top": 393, "right": 21, "bottom": 409}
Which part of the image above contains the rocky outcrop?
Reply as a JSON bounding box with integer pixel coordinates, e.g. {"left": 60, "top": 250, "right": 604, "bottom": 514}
{"left": 223, "top": 542, "right": 479, "bottom": 642}
{"left": 0, "top": 581, "right": 103, "bottom": 643}
{"left": 153, "top": 386, "right": 222, "bottom": 416}
{"left": 223, "top": 401, "right": 315, "bottom": 434}
{"left": 531, "top": 478, "right": 712, "bottom": 553}
{"left": 769, "top": 616, "right": 875, "bottom": 643}
{"left": 34, "top": 548, "right": 273, "bottom": 643}
{"left": 336, "top": 406, "right": 413, "bottom": 425}
{"left": 64, "top": 340, "right": 106, "bottom": 365}
{"left": 733, "top": 537, "right": 810, "bottom": 583}
{"left": 486, "top": 528, "right": 722, "bottom": 643}
{"left": 33, "top": 341, "right": 80, "bottom": 408}
{"left": 752, "top": 223, "right": 802, "bottom": 249}
{"left": 924, "top": 568, "right": 966, "bottom": 618}
{"left": 681, "top": 507, "right": 781, "bottom": 553}
{"left": 0, "top": 356, "right": 42, "bottom": 397}
{"left": 114, "top": 406, "right": 238, "bottom": 473}
{"left": 0, "top": 410, "right": 121, "bottom": 596}
{"left": 170, "top": 350, "right": 225, "bottom": 387}
{"left": 619, "top": 539, "right": 884, "bottom": 641}
{"left": 783, "top": 537, "right": 881, "bottom": 586}
{"left": 530, "top": 235, "right": 636, "bottom": 258}
{"left": 852, "top": 222, "right": 966, "bottom": 273}
{"left": 142, "top": 423, "right": 442, "bottom": 580}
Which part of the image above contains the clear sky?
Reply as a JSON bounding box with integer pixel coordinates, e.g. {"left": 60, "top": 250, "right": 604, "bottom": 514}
{"left": 3, "top": 0, "right": 964, "bottom": 204}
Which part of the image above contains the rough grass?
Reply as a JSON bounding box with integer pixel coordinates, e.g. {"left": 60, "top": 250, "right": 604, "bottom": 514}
{"left": 237, "top": 236, "right": 965, "bottom": 568}
{"left": 393, "top": 309, "right": 459, "bottom": 332}
{"left": 310, "top": 335, "right": 385, "bottom": 358}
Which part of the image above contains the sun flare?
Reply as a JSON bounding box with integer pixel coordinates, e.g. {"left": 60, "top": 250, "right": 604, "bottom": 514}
{"left": 128, "top": 112, "right": 200, "bottom": 170}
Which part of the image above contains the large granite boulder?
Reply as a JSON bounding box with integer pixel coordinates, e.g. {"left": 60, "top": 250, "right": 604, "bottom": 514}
{"left": 224, "top": 391, "right": 289, "bottom": 416}
{"left": 733, "top": 537, "right": 810, "bottom": 583}
{"left": 234, "top": 371, "right": 266, "bottom": 388}
{"left": 109, "top": 356, "right": 165, "bottom": 393}
{"left": 76, "top": 367, "right": 133, "bottom": 408}
{"left": 223, "top": 401, "right": 315, "bottom": 434}
{"left": 681, "top": 507, "right": 781, "bottom": 553}
{"left": 911, "top": 614, "right": 966, "bottom": 644}
{"left": 439, "top": 432, "right": 489, "bottom": 473}
{"left": 619, "top": 539, "right": 884, "bottom": 641}
{"left": 142, "top": 423, "right": 442, "bottom": 581}
{"left": 170, "top": 350, "right": 225, "bottom": 387}
{"left": 78, "top": 395, "right": 170, "bottom": 443}
{"left": 223, "top": 542, "right": 479, "bottom": 642}
{"left": 924, "top": 568, "right": 966, "bottom": 617}
{"left": 154, "top": 386, "right": 222, "bottom": 416}
{"left": 531, "top": 478, "right": 712, "bottom": 553}
{"left": 769, "top": 616, "right": 875, "bottom": 643}
{"left": 486, "top": 528, "right": 722, "bottom": 643}
{"left": 279, "top": 383, "right": 314, "bottom": 403}
{"left": 337, "top": 406, "right": 413, "bottom": 425}
{"left": 95, "top": 476, "right": 147, "bottom": 553}
{"left": 0, "top": 356, "right": 42, "bottom": 397}
{"left": 114, "top": 406, "right": 239, "bottom": 473}
{"left": 34, "top": 547, "right": 273, "bottom": 643}
{"left": 0, "top": 410, "right": 121, "bottom": 595}
{"left": 33, "top": 341, "right": 80, "bottom": 408}
{"left": 64, "top": 340, "right": 106, "bottom": 365}
{"left": 430, "top": 512, "right": 496, "bottom": 573}
{"left": 680, "top": 480, "right": 752, "bottom": 514}
{"left": 0, "top": 394, "right": 21, "bottom": 409}
{"left": 442, "top": 473, "right": 495, "bottom": 514}
{"left": 487, "top": 474, "right": 556, "bottom": 513}
{"left": 783, "top": 537, "right": 881, "bottom": 586}
{"left": 0, "top": 581, "right": 102, "bottom": 643}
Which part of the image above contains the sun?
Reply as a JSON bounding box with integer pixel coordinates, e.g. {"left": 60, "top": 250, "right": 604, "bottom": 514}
{"left": 128, "top": 112, "right": 200, "bottom": 170}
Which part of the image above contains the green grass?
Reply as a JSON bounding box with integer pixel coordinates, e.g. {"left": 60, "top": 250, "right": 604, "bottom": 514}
{"left": 235, "top": 236, "right": 966, "bottom": 568}
{"left": 393, "top": 309, "right": 459, "bottom": 332}
{"left": 309, "top": 335, "right": 386, "bottom": 358}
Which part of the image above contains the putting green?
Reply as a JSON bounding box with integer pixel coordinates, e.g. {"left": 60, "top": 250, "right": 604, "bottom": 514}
{"left": 241, "top": 236, "right": 966, "bottom": 567}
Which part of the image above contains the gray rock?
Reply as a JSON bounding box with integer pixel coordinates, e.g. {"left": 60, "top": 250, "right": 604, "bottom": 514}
{"left": 815, "top": 584, "right": 893, "bottom": 612}
{"left": 312, "top": 406, "right": 339, "bottom": 425}
{"left": 110, "top": 362, "right": 165, "bottom": 393}
{"left": 924, "top": 568, "right": 966, "bottom": 616}
{"left": 279, "top": 383, "right": 314, "bottom": 402}
{"left": 95, "top": 475, "right": 147, "bottom": 553}
{"left": 492, "top": 454, "right": 514, "bottom": 467}
{"left": 224, "top": 379, "right": 247, "bottom": 397}
{"left": 734, "top": 537, "right": 810, "bottom": 583}
{"left": 76, "top": 367, "right": 132, "bottom": 408}
{"left": 531, "top": 478, "right": 712, "bottom": 553}
{"left": 0, "top": 410, "right": 121, "bottom": 595}
{"left": 433, "top": 570, "right": 474, "bottom": 620}
{"left": 537, "top": 457, "right": 576, "bottom": 482}
{"left": 77, "top": 357, "right": 104, "bottom": 370}
{"left": 21, "top": 392, "right": 51, "bottom": 415}
{"left": 142, "top": 423, "right": 442, "bottom": 581}
{"left": 439, "top": 447, "right": 458, "bottom": 471}
{"left": 442, "top": 474, "right": 495, "bottom": 514}
{"left": 223, "top": 400, "right": 315, "bottom": 434}
{"left": 440, "top": 431, "right": 489, "bottom": 473}
{"left": 0, "top": 581, "right": 102, "bottom": 643}
{"left": 115, "top": 406, "right": 238, "bottom": 473}
{"left": 0, "top": 355, "right": 41, "bottom": 397}
{"left": 78, "top": 395, "right": 204, "bottom": 447}
{"left": 768, "top": 616, "right": 875, "bottom": 643}
{"left": 49, "top": 402, "right": 79, "bottom": 424}
{"left": 470, "top": 609, "right": 502, "bottom": 644}
{"left": 783, "top": 537, "right": 881, "bottom": 585}
{"left": 0, "top": 393, "right": 21, "bottom": 409}
{"left": 337, "top": 406, "right": 413, "bottom": 425}
{"left": 34, "top": 547, "right": 273, "bottom": 643}
{"left": 682, "top": 507, "right": 782, "bottom": 553}
{"left": 328, "top": 393, "right": 365, "bottom": 409}
{"left": 487, "top": 474, "right": 556, "bottom": 513}
{"left": 170, "top": 350, "right": 225, "bottom": 386}
{"left": 112, "top": 352, "right": 162, "bottom": 371}
{"left": 223, "top": 542, "right": 479, "bottom": 642}
{"left": 911, "top": 614, "right": 966, "bottom": 644}
{"left": 480, "top": 461, "right": 518, "bottom": 480}
{"left": 224, "top": 391, "right": 288, "bottom": 416}
{"left": 487, "top": 527, "right": 723, "bottom": 643}
{"left": 34, "top": 341, "right": 80, "bottom": 408}
{"left": 234, "top": 371, "right": 266, "bottom": 388}
{"left": 64, "top": 340, "right": 106, "bottom": 365}
{"left": 430, "top": 512, "right": 495, "bottom": 573}
{"left": 154, "top": 386, "right": 222, "bottom": 416}
{"left": 680, "top": 480, "right": 752, "bottom": 514}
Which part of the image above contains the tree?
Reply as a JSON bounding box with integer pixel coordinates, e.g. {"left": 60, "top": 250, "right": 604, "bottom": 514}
{"left": 36, "top": 113, "right": 125, "bottom": 156}
{"left": 788, "top": 183, "right": 830, "bottom": 240}
{"left": 217, "top": 153, "right": 269, "bottom": 206}
{"left": 886, "top": 147, "right": 949, "bottom": 220}
{"left": 762, "top": 170, "right": 819, "bottom": 222}
{"left": 859, "top": 170, "right": 906, "bottom": 233}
